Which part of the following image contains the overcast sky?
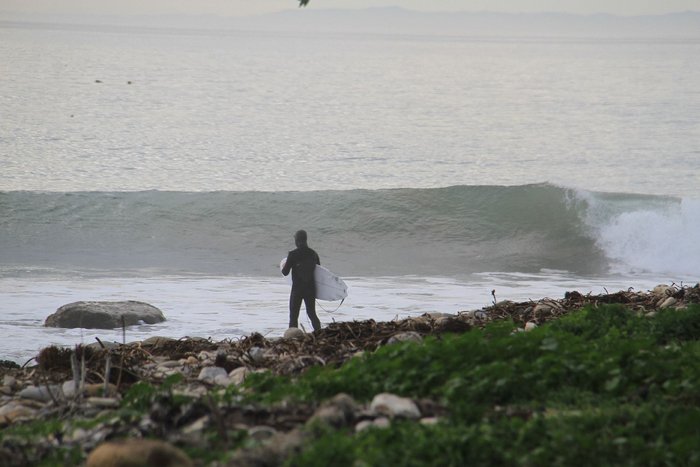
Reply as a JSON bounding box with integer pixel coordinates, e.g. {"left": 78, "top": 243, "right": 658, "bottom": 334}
{"left": 2, "top": 0, "right": 700, "bottom": 17}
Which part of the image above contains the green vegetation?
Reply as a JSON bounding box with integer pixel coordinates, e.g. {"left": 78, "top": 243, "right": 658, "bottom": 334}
{"left": 4, "top": 304, "right": 700, "bottom": 465}
{"left": 239, "top": 304, "right": 700, "bottom": 466}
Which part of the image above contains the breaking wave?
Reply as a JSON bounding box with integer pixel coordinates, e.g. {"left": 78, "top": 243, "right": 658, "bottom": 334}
{"left": 1, "top": 184, "right": 697, "bottom": 277}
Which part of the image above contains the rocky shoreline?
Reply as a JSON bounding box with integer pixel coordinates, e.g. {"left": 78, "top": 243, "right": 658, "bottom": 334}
{"left": 1, "top": 283, "right": 699, "bottom": 466}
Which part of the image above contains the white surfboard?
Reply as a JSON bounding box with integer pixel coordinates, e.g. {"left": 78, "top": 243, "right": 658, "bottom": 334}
{"left": 280, "top": 258, "right": 348, "bottom": 301}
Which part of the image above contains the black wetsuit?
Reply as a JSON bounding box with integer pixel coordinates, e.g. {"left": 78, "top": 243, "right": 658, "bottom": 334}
{"left": 281, "top": 245, "right": 321, "bottom": 331}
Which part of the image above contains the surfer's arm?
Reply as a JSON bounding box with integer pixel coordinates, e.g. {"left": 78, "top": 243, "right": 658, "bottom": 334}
{"left": 281, "top": 252, "right": 293, "bottom": 276}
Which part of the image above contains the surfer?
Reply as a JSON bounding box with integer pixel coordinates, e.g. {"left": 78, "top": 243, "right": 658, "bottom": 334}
{"left": 281, "top": 230, "right": 322, "bottom": 332}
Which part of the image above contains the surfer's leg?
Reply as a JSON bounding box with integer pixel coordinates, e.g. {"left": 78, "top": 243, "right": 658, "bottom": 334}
{"left": 289, "top": 292, "right": 302, "bottom": 328}
{"left": 304, "top": 293, "right": 321, "bottom": 331}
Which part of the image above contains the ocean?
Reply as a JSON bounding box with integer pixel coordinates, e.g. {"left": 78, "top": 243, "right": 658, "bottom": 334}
{"left": 1, "top": 20, "right": 699, "bottom": 364}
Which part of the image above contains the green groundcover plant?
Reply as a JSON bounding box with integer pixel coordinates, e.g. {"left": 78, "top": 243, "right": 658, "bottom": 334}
{"left": 3, "top": 304, "right": 700, "bottom": 466}
{"left": 241, "top": 304, "right": 700, "bottom": 466}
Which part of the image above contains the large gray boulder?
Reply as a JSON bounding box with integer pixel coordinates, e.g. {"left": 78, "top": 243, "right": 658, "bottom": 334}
{"left": 45, "top": 301, "right": 166, "bottom": 329}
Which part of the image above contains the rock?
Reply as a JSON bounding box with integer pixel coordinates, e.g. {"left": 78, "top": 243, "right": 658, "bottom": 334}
{"left": 308, "top": 394, "right": 357, "bottom": 428}
{"left": 86, "top": 397, "right": 120, "bottom": 409}
{"left": 18, "top": 384, "right": 62, "bottom": 403}
{"left": 229, "top": 367, "right": 250, "bottom": 386}
{"left": 159, "top": 360, "right": 182, "bottom": 369}
{"left": 62, "top": 381, "right": 79, "bottom": 398}
{"left": 248, "top": 347, "right": 265, "bottom": 364}
{"left": 434, "top": 317, "right": 472, "bottom": 333}
{"left": 45, "top": 301, "right": 166, "bottom": 329}
{"left": 474, "top": 310, "right": 488, "bottom": 320}
{"left": 198, "top": 351, "right": 217, "bottom": 363}
{"left": 142, "top": 336, "right": 177, "bottom": 347}
{"left": 386, "top": 332, "right": 423, "bottom": 345}
{"left": 355, "top": 420, "right": 374, "bottom": 432}
{"left": 659, "top": 297, "right": 678, "bottom": 309}
{"left": 652, "top": 285, "right": 674, "bottom": 297}
{"left": 2, "top": 375, "right": 17, "bottom": 390}
{"left": 525, "top": 322, "right": 538, "bottom": 331}
{"left": 533, "top": 300, "right": 563, "bottom": 314}
{"left": 182, "top": 416, "right": 209, "bottom": 435}
{"left": 248, "top": 425, "right": 277, "bottom": 442}
{"left": 86, "top": 439, "right": 193, "bottom": 467}
{"left": 425, "top": 312, "right": 452, "bottom": 319}
{"left": 283, "top": 327, "right": 305, "bottom": 339}
{"left": 86, "top": 340, "right": 121, "bottom": 351}
{"left": 420, "top": 417, "right": 440, "bottom": 425}
{"left": 197, "top": 367, "right": 229, "bottom": 386}
{"left": 0, "top": 401, "right": 37, "bottom": 424}
{"left": 370, "top": 393, "right": 421, "bottom": 419}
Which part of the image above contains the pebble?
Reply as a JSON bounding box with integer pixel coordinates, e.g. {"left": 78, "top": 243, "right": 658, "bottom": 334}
{"left": 370, "top": 393, "right": 421, "bottom": 419}
{"left": 3, "top": 375, "right": 17, "bottom": 389}
{"left": 86, "top": 397, "right": 120, "bottom": 409}
{"left": 229, "top": 367, "right": 250, "bottom": 386}
{"left": 159, "top": 360, "right": 182, "bottom": 368}
{"left": 86, "top": 439, "right": 193, "bottom": 467}
{"left": 142, "top": 336, "right": 177, "bottom": 347}
{"left": 284, "top": 327, "right": 305, "bottom": 339}
{"left": 197, "top": 366, "right": 229, "bottom": 386}
{"left": 248, "top": 425, "right": 277, "bottom": 442}
{"left": 525, "top": 322, "right": 538, "bottom": 331}
{"left": 248, "top": 346, "right": 266, "bottom": 364}
{"left": 0, "top": 401, "right": 37, "bottom": 424}
{"left": 386, "top": 332, "right": 423, "bottom": 345}
{"left": 181, "top": 415, "right": 209, "bottom": 435}
{"left": 426, "top": 312, "right": 452, "bottom": 319}
{"left": 18, "top": 384, "right": 62, "bottom": 403}
{"left": 354, "top": 416, "right": 392, "bottom": 431}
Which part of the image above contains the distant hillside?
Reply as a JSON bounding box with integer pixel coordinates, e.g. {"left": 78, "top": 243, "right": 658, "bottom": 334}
{"left": 2, "top": 7, "right": 700, "bottom": 38}
{"left": 248, "top": 7, "right": 700, "bottom": 38}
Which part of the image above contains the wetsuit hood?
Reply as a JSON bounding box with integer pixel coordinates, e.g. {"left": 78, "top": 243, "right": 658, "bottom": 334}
{"left": 294, "top": 230, "right": 308, "bottom": 248}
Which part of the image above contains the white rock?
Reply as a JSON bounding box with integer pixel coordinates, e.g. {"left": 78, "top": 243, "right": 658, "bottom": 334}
{"left": 18, "top": 385, "right": 62, "bottom": 403}
{"left": 355, "top": 420, "right": 374, "bottom": 432}
{"left": 652, "top": 285, "right": 674, "bottom": 297}
{"left": 660, "top": 297, "right": 678, "bottom": 309}
{"left": 198, "top": 350, "right": 217, "bottom": 362}
{"left": 373, "top": 417, "right": 391, "bottom": 428}
{"left": 355, "top": 416, "right": 392, "bottom": 432}
{"left": 229, "top": 367, "right": 250, "bottom": 386}
{"left": 213, "top": 374, "right": 232, "bottom": 386}
{"left": 182, "top": 416, "right": 209, "bottom": 435}
{"left": 198, "top": 366, "right": 228, "bottom": 385}
{"left": 524, "top": 322, "right": 538, "bottom": 331}
{"left": 62, "top": 381, "right": 79, "bottom": 398}
{"left": 370, "top": 393, "right": 421, "bottom": 419}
